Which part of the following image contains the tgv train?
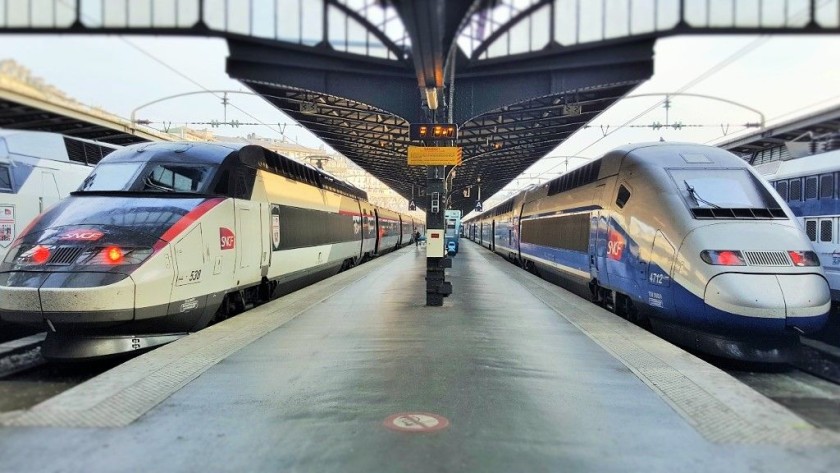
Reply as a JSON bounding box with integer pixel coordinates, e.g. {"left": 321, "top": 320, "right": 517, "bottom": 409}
{"left": 0, "top": 142, "right": 422, "bottom": 360}
{"left": 465, "top": 142, "right": 830, "bottom": 362}
{"left": 753, "top": 138, "right": 840, "bottom": 303}
{"left": 0, "top": 130, "right": 118, "bottom": 261}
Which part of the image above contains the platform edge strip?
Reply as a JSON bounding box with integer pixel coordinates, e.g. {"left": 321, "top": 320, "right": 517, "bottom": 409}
{"left": 0, "top": 248, "right": 413, "bottom": 429}
{"left": 473, "top": 246, "right": 840, "bottom": 447}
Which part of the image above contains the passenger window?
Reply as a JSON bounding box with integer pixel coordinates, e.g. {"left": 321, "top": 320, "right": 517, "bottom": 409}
{"left": 820, "top": 220, "right": 833, "bottom": 243}
{"left": 0, "top": 165, "right": 12, "bottom": 192}
{"left": 615, "top": 185, "right": 631, "bottom": 209}
{"left": 144, "top": 164, "right": 208, "bottom": 192}
{"left": 820, "top": 174, "right": 834, "bottom": 199}
{"left": 789, "top": 179, "right": 802, "bottom": 201}
{"left": 775, "top": 181, "right": 788, "bottom": 201}
{"left": 805, "top": 176, "right": 818, "bottom": 200}
{"left": 805, "top": 220, "right": 817, "bottom": 242}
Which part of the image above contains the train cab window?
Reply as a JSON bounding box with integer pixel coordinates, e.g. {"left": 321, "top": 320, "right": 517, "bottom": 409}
{"left": 615, "top": 185, "right": 631, "bottom": 209}
{"left": 670, "top": 168, "right": 777, "bottom": 210}
{"left": 775, "top": 180, "right": 788, "bottom": 201}
{"left": 820, "top": 220, "right": 833, "bottom": 243}
{"left": 0, "top": 164, "right": 12, "bottom": 192}
{"left": 789, "top": 179, "right": 802, "bottom": 201}
{"left": 805, "top": 176, "right": 818, "bottom": 200}
{"left": 143, "top": 164, "right": 210, "bottom": 192}
{"left": 805, "top": 220, "right": 817, "bottom": 242}
{"left": 79, "top": 162, "right": 144, "bottom": 191}
{"left": 820, "top": 174, "right": 834, "bottom": 199}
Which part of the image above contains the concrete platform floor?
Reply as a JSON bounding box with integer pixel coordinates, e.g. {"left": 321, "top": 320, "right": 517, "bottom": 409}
{"left": 1, "top": 242, "right": 839, "bottom": 472}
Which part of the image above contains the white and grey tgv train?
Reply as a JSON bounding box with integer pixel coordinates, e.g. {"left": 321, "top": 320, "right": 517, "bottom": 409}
{"left": 466, "top": 142, "right": 830, "bottom": 362}
{"left": 0, "top": 142, "right": 422, "bottom": 360}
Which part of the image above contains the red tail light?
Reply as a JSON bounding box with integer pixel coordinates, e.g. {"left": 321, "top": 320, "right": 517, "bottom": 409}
{"left": 788, "top": 250, "right": 819, "bottom": 267}
{"left": 700, "top": 250, "right": 746, "bottom": 266}
{"left": 104, "top": 246, "right": 124, "bottom": 264}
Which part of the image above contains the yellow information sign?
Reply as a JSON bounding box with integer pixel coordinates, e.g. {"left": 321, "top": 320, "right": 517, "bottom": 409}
{"left": 407, "top": 146, "right": 463, "bottom": 166}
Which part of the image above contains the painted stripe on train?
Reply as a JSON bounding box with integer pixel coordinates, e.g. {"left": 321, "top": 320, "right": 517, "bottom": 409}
{"left": 521, "top": 205, "right": 603, "bottom": 220}
{"left": 519, "top": 242, "right": 589, "bottom": 279}
{"left": 154, "top": 197, "right": 226, "bottom": 250}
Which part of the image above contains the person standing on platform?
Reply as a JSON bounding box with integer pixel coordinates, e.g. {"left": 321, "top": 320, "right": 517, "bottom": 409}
{"left": 415, "top": 229, "right": 421, "bottom": 247}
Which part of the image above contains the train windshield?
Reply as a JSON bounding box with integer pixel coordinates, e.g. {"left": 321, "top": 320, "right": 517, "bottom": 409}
{"left": 78, "top": 162, "right": 213, "bottom": 193}
{"left": 669, "top": 169, "right": 777, "bottom": 209}
{"left": 79, "top": 162, "right": 143, "bottom": 191}
{"left": 140, "top": 164, "right": 211, "bottom": 192}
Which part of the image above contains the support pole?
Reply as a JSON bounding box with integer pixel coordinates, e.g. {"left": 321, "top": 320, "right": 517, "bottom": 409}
{"left": 425, "top": 164, "right": 451, "bottom": 306}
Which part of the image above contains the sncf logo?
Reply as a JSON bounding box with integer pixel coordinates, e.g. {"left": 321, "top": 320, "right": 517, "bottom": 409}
{"left": 607, "top": 229, "right": 625, "bottom": 260}
{"left": 59, "top": 230, "right": 103, "bottom": 241}
{"left": 220, "top": 227, "right": 235, "bottom": 250}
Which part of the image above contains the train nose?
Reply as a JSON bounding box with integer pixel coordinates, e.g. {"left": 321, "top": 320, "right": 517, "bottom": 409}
{"left": 704, "top": 273, "right": 830, "bottom": 333}
{"left": 0, "top": 272, "right": 136, "bottom": 327}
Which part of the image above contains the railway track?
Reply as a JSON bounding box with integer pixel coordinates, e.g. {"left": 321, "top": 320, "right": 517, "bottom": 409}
{"left": 0, "top": 334, "right": 123, "bottom": 413}
{"left": 724, "top": 339, "right": 840, "bottom": 432}
{"left": 0, "top": 333, "right": 46, "bottom": 379}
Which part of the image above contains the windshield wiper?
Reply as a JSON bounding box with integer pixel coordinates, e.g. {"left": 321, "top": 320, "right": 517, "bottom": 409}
{"left": 683, "top": 180, "right": 720, "bottom": 209}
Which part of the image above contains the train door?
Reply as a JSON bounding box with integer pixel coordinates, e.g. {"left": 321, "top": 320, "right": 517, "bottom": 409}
{"left": 235, "top": 200, "right": 262, "bottom": 282}
{"left": 174, "top": 224, "right": 206, "bottom": 288}
{"left": 589, "top": 185, "right": 607, "bottom": 283}
{"left": 374, "top": 209, "right": 381, "bottom": 254}
{"left": 646, "top": 231, "right": 675, "bottom": 310}
{"left": 589, "top": 211, "right": 601, "bottom": 281}
{"left": 259, "top": 203, "right": 271, "bottom": 273}
{"left": 491, "top": 220, "right": 496, "bottom": 251}
{"left": 593, "top": 213, "right": 610, "bottom": 286}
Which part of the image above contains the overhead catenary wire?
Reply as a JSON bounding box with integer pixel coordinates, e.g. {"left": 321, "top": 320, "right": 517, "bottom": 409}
{"left": 119, "top": 37, "right": 289, "bottom": 139}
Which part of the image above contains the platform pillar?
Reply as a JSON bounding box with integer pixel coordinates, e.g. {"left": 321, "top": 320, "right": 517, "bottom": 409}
{"left": 426, "top": 165, "right": 452, "bottom": 306}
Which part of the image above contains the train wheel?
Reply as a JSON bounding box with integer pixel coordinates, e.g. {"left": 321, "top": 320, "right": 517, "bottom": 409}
{"left": 589, "top": 281, "right": 600, "bottom": 303}
{"left": 211, "top": 294, "right": 235, "bottom": 324}
{"left": 258, "top": 278, "right": 272, "bottom": 302}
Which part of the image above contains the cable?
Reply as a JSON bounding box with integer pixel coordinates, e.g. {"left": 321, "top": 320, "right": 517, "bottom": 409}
{"left": 54, "top": 0, "right": 288, "bottom": 139}
{"left": 119, "top": 37, "right": 287, "bottom": 139}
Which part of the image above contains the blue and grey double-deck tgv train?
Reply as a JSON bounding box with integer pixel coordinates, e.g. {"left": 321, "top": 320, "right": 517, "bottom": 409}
{"left": 0, "top": 142, "right": 422, "bottom": 360}
{"left": 465, "top": 142, "right": 830, "bottom": 362}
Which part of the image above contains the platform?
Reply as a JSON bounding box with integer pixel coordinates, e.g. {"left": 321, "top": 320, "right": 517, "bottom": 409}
{"left": 1, "top": 242, "right": 839, "bottom": 472}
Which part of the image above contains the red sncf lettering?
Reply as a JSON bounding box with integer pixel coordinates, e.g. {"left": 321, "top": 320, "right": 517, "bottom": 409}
{"left": 220, "top": 227, "right": 235, "bottom": 250}
{"left": 607, "top": 229, "right": 625, "bottom": 260}
{"left": 59, "top": 230, "right": 103, "bottom": 241}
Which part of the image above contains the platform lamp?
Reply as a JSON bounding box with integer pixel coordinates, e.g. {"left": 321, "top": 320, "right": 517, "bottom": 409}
{"left": 474, "top": 177, "right": 482, "bottom": 212}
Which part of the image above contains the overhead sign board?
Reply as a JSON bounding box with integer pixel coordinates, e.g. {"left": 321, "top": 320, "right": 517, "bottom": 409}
{"left": 407, "top": 146, "right": 463, "bottom": 166}
{"left": 409, "top": 123, "right": 458, "bottom": 141}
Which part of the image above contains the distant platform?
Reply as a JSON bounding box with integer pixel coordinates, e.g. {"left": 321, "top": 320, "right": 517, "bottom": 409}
{"left": 1, "top": 243, "right": 839, "bottom": 472}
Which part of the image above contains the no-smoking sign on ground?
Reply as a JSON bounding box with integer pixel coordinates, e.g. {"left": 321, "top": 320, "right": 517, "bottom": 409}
{"left": 383, "top": 412, "right": 450, "bottom": 433}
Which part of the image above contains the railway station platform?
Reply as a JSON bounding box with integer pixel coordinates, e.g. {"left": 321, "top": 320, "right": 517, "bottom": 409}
{"left": 1, "top": 243, "right": 839, "bottom": 472}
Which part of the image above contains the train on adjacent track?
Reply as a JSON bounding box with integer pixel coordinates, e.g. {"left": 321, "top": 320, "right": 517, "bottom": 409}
{"left": 464, "top": 142, "right": 830, "bottom": 362}
{"left": 0, "top": 141, "right": 423, "bottom": 360}
{"left": 752, "top": 136, "right": 840, "bottom": 303}
{"left": 0, "top": 130, "right": 119, "bottom": 261}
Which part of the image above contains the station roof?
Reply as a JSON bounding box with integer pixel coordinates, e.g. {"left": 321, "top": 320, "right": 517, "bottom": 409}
{"left": 720, "top": 105, "right": 840, "bottom": 159}
{"left": 0, "top": 87, "right": 160, "bottom": 146}
{"left": 4, "top": 1, "right": 840, "bottom": 213}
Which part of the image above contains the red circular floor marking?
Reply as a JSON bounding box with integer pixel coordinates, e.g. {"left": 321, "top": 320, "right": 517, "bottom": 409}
{"left": 383, "top": 412, "right": 450, "bottom": 432}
